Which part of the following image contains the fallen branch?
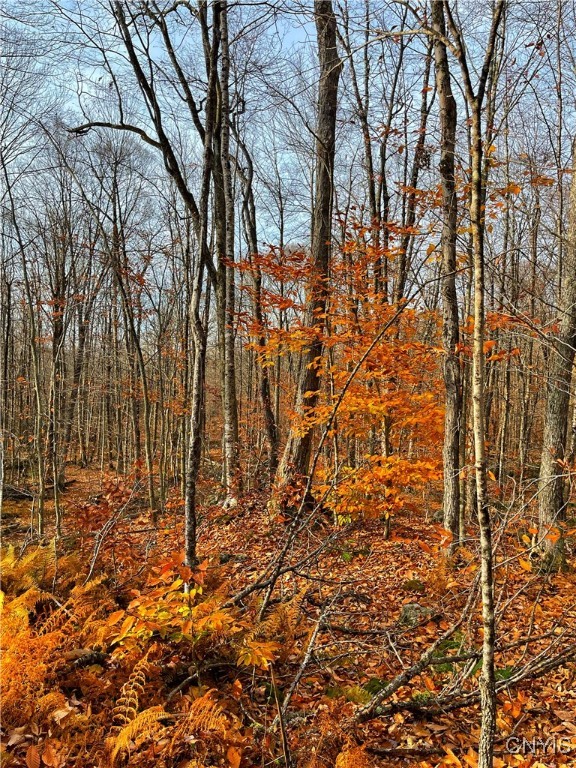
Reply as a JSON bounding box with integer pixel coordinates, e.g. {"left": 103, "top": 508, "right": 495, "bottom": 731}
{"left": 356, "top": 640, "right": 576, "bottom": 722}
{"left": 354, "top": 580, "right": 480, "bottom": 723}
{"left": 3, "top": 484, "right": 34, "bottom": 500}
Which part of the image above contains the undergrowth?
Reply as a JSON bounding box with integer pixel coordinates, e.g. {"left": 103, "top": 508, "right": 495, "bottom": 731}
{"left": 0, "top": 542, "right": 306, "bottom": 768}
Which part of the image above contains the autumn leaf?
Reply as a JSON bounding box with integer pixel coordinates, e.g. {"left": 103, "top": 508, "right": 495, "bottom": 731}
{"left": 107, "top": 610, "right": 125, "bottom": 626}
{"left": 26, "top": 745, "right": 41, "bottom": 768}
{"left": 41, "top": 743, "right": 58, "bottom": 767}
{"left": 483, "top": 340, "right": 496, "bottom": 354}
{"left": 443, "top": 746, "right": 462, "bottom": 766}
{"left": 227, "top": 746, "right": 242, "bottom": 768}
{"left": 113, "top": 614, "right": 136, "bottom": 642}
{"left": 237, "top": 640, "right": 281, "bottom": 670}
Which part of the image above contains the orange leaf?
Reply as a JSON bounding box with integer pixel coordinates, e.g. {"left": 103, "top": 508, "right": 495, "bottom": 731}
{"left": 483, "top": 340, "right": 496, "bottom": 354}
{"left": 41, "top": 744, "right": 58, "bottom": 767}
{"left": 114, "top": 614, "right": 136, "bottom": 642}
{"left": 422, "top": 675, "right": 436, "bottom": 691}
{"left": 462, "top": 748, "right": 478, "bottom": 767}
{"left": 26, "top": 746, "right": 41, "bottom": 768}
{"left": 227, "top": 746, "right": 242, "bottom": 768}
{"left": 107, "top": 610, "right": 125, "bottom": 626}
{"left": 519, "top": 558, "right": 532, "bottom": 572}
{"left": 417, "top": 540, "right": 432, "bottom": 553}
{"left": 443, "top": 746, "right": 462, "bottom": 766}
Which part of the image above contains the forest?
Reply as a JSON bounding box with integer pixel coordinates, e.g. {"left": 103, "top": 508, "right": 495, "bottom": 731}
{"left": 1, "top": 1, "right": 576, "bottom": 766}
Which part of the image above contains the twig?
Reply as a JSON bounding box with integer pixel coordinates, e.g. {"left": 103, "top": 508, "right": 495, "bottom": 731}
{"left": 271, "top": 665, "right": 292, "bottom": 768}
{"left": 354, "top": 576, "right": 480, "bottom": 723}
{"left": 281, "top": 603, "right": 331, "bottom": 718}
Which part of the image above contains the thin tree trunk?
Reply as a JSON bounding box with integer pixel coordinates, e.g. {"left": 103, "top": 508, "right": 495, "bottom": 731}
{"left": 235, "top": 134, "right": 279, "bottom": 480}
{"left": 537, "top": 139, "right": 576, "bottom": 565}
{"left": 219, "top": 3, "right": 240, "bottom": 498}
{"left": 432, "top": 0, "right": 461, "bottom": 546}
{"left": 445, "top": 3, "right": 505, "bottom": 763}
{"left": 276, "top": 0, "right": 342, "bottom": 495}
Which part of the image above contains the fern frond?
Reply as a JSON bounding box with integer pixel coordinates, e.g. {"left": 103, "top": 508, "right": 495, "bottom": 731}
{"left": 302, "top": 710, "right": 345, "bottom": 768}
{"left": 186, "top": 691, "right": 227, "bottom": 733}
{"left": 38, "top": 597, "right": 74, "bottom": 635}
{"left": 77, "top": 604, "right": 115, "bottom": 648}
{"left": 168, "top": 690, "right": 230, "bottom": 758}
{"left": 335, "top": 746, "right": 372, "bottom": 768}
{"left": 112, "top": 648, "right": 154, "bottom": 728}
{"left": 1, "top": 544, "right": 56, "bottom": 593}
{"left": 257, "top": 588, "right": 308, "bottom": 652}
{"left": 37, "top": 691, "right": 68, "bottom": 718}
{"left": 107, "top": 705, "right": 169, "bottom": 765}
{"left": 6, "top": 586, "right": 44, "bottom": 617}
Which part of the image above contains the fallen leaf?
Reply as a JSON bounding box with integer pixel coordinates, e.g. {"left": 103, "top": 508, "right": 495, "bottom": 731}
{"left": 26, "top": 745, "right": 41, "bottom": 768}
{"left": 227, "top": 745, "right": 242, "bottom": 768}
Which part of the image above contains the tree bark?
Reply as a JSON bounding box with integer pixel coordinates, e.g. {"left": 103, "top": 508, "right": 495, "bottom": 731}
{"left": 445, "top": 2, "right": 505, "bottom": 763}
{"left": 432, "top": 0, "right": 462, "bottom": 546}
{"left": 538, "top": 139, "right": 576, "bottom": 565}
{"left": 276, "top": 0, "right": 342, "bottom": 494}
{"left": 218, "top": 3, "right": 241, "bottom": 498}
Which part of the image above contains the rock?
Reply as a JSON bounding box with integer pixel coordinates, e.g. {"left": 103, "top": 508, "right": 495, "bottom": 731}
{"left": 222, "top": 496, "right": 238, "bottom": 511}
{"left": 401, "top": 578, "right": 426, "bottom": 594}
{"left": 219, "top": 552, "right": 248, "bottom": 564}
{"left": 399, "top": 603, "right": 433, "bottom": 627}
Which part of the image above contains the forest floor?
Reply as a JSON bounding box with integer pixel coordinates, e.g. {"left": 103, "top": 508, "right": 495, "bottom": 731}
{"left": 2, "top": 468, "right": 576, "bottom": 768}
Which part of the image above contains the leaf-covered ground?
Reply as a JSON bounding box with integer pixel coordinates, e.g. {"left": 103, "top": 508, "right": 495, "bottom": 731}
{"left": 2, "top": 470, "right": 576, "bottom": 768}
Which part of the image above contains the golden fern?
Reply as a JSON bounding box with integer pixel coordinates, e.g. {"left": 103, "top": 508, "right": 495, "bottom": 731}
{"left": 303, "top": 710, "right": 346, "bottom": 768}
{"left": 77, "top": 598, "right": 118, "bottom": 649}
{"left": 3, "top": 585, "right": 44, "bottom": 619}
{"left": 186, "top": 691, "right": 228, "bottom": 733}
{"left": 0, "top": 582, "right": 66, "bottom": 726}
{"left": 335, "top": 746, "right": 372, "bottom": 768}
{"left": 37, "top": 596, "right": 75, "bottom": 635}
{"left": 112, "top": 648, "right": 155, "bottom": 729}
{"left": 107, "top": 705, "right": 169, "bottom": 766}
{"left": 36, "top": 691, "right": 68, "bottom": 718}
{"left": 41, "top": 578, "right": 108, "bottom": 643}
{"left": 0, "top": 630, "right": 60, "bottom": 725}
{"left": 167, "top": 690, "right": 230, "bottom": 758}
{"left": 1, "top": 544, "right": 56, "bottom": 593}
{"left": 251, "top": 588, "right": 308, "bottom": 657}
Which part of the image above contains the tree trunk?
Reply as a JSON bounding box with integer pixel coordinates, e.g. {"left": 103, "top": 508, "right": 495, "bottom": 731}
{"left": 470, "top": 106, "right": 497, "bottom": 768}
{"left": 537, "top": 139, "right": 576, "bottom": 566}
{"left": 235, "top": 134, "right": 279, "bottom": 480}
{"left": 432, "top": 0, "right": 461, "bottom": 546}
{"left": 219, "top": 4, "right": 241, "bottom": 498}
{"left": 275, "top": 0, "right": 342, "bottom": 495}
{"left": 445, "top": 3, "right": 505, "bottom": 763}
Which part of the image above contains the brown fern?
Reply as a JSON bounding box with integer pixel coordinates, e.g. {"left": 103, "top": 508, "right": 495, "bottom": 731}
{"left": 111, "top": 648, "right": 155, "bottom": 729}
{"left": 167, "top": 690, "right": 231, "bottom": 759}
{"left": 335, "top": 745, "right": 372, "bottom": 768}
{"left": 107, "top": 706, "right": 170, "bottom": 766}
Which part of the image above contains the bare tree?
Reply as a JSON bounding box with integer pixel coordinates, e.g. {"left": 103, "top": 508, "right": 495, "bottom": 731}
{"left": 276, "top": 0, "right": 342, "bottom": 499}
{"left": 538, "top": 139, "right": 576, "bottom": 567}
{"left": 432, "top": 0, "right": 462, "bottom": 546}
